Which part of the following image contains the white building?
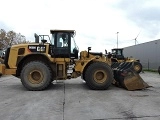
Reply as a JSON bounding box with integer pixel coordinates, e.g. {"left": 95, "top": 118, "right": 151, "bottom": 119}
{"left": 123, "top": 39, "right": 160, "bottom": 70}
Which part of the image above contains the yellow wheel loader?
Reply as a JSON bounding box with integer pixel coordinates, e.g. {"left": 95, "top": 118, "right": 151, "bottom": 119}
{"left": 107, "top": 48, "right": 142, "bottom": 73}
{"left": 0, "top": 30, "right": 148, "bottom": 91}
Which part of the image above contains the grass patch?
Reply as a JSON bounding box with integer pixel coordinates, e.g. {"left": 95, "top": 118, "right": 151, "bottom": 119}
{"left": 143, "top": 69, "right": 158, "bottom": 73}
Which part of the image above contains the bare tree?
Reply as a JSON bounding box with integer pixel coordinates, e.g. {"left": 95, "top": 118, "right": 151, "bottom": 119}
{"left": 0, "top": 29, "right": 8, "bottom": 49}
{"left": 0, "top": 29, "right": 30, "bottom": 49}
{"left": 6, "top": 30, "right": 16, "bottom": 46}
{"left": 13, "top": 33, "right": 28, "bottom": 44}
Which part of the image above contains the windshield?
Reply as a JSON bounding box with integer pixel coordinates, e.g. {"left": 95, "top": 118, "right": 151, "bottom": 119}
{"left": 51, "top": 34, "right": 55, "bottom": 45}
{"left": 71, "top": 35, "right": 79, "bottom": 53}
{"left": 112, "top": 49, "right": 123, "bottom": 55}
{"left": 117, "top": 50, "right": 122, "bottom": 55}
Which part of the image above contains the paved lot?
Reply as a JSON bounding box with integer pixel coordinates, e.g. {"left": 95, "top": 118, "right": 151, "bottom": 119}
{"left": 0, "top": 72, "right": 160, "bottom": 120}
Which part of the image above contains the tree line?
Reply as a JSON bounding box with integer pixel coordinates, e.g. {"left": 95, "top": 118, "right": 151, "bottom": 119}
{"left": 0, "top": 29, "right": 30, "bottom": 50}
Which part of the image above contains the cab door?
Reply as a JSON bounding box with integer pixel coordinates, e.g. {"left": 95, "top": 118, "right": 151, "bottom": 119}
{"left": 52, "top": 32, "right": 71, "bottom": 58}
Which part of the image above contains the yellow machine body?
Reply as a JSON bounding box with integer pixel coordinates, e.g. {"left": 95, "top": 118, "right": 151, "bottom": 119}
{"left": 0, "top": 30, "right": 149, "bottom": 91}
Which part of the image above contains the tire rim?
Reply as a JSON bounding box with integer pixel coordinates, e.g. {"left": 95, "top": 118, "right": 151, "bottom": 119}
{"left": 134, "top": 65, "right": 140, "bottom": 71}
{"left": 28, "top": 70, "right": 44, "bottom": 84}
{"left": 94, "top": 70, "right": 107, "bottom": 83}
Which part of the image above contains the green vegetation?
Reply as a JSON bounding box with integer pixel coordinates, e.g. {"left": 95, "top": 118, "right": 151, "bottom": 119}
{"left": 143, "top": 69, "right": 158, "bottom": 73}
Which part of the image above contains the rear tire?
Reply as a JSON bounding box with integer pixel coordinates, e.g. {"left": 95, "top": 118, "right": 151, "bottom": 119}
{"left": 21, "top": 61, "right": 52, "bottom": 91}
{"left": 85, "top": 62, "right": 113, "bottom": 90}
{"left": 134, "top": 62, "right": 142, "bottom": 73}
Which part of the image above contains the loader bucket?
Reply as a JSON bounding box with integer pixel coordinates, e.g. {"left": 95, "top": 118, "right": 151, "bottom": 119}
{"left": 112, "top": 62, "right": 149, "bottom": 90}
{"left": 111, "top": 62, "right": 120, "bottom": 68}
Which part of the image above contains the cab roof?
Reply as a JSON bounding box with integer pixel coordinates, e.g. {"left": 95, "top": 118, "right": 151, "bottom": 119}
{"left": 50, "top": 30, "right": 75, "bottom": 34}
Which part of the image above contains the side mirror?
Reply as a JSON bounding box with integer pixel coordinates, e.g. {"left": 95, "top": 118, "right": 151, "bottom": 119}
{"left": 87, "top": 47, "right": 91, "bottom": 58}
{"left": 88, "top": 47, "right": 91, "bottom": 51}
{"left": 41, "top": 39, "right": 47, "bottom": 44}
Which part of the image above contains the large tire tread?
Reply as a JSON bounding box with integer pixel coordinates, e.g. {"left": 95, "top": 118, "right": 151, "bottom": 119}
{"left": 21, "top": 61, "right": 52, "bottom": 91}
{"left": 134, "top": 62, "right": 142, "bottom": 73}
{"left": 85, "top": 62, "right": 113, "bottom": 90}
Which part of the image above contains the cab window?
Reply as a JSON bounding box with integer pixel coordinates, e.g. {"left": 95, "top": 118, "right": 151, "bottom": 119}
{"left": 57, "top": 33, "right": 69, "bottom": 47}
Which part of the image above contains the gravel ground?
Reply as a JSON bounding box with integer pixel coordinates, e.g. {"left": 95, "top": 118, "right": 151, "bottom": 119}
{"left": 0, "top": 71, "right": 160, "bottom": 120}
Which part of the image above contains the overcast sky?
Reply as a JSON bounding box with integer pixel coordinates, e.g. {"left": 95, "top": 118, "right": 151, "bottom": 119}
{"left": 0, "top": 0, "right": 160, "bottom": 53}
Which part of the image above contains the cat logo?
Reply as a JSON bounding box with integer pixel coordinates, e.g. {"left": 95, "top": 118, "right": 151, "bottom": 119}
{"left": 28, "top": 45, "right": 46, "bottom": 52}
{"left": 37, "top": 46, "right": 45, "bottom": 52}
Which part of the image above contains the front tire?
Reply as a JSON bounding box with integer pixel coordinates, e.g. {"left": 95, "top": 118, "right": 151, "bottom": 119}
{"left": 21, "top": 61, "right": 52, "bottom": 91}
{"left": 85, "top": 62, "right": 113, "bottom": 90}
{"left": 134, "top": 62, "right": 142, "bottom": 73}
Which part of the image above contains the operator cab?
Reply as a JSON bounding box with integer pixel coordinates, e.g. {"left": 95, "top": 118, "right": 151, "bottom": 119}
{"left": 50, "top": 30, "right": 79, "bottom": 59}
{"left": 111, "top": 48, "right": 125, "bottom": 60}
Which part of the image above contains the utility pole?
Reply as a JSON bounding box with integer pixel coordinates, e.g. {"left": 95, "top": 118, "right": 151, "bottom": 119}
{"left": 116, "top": 32, "right": 119, "bottom": 48}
